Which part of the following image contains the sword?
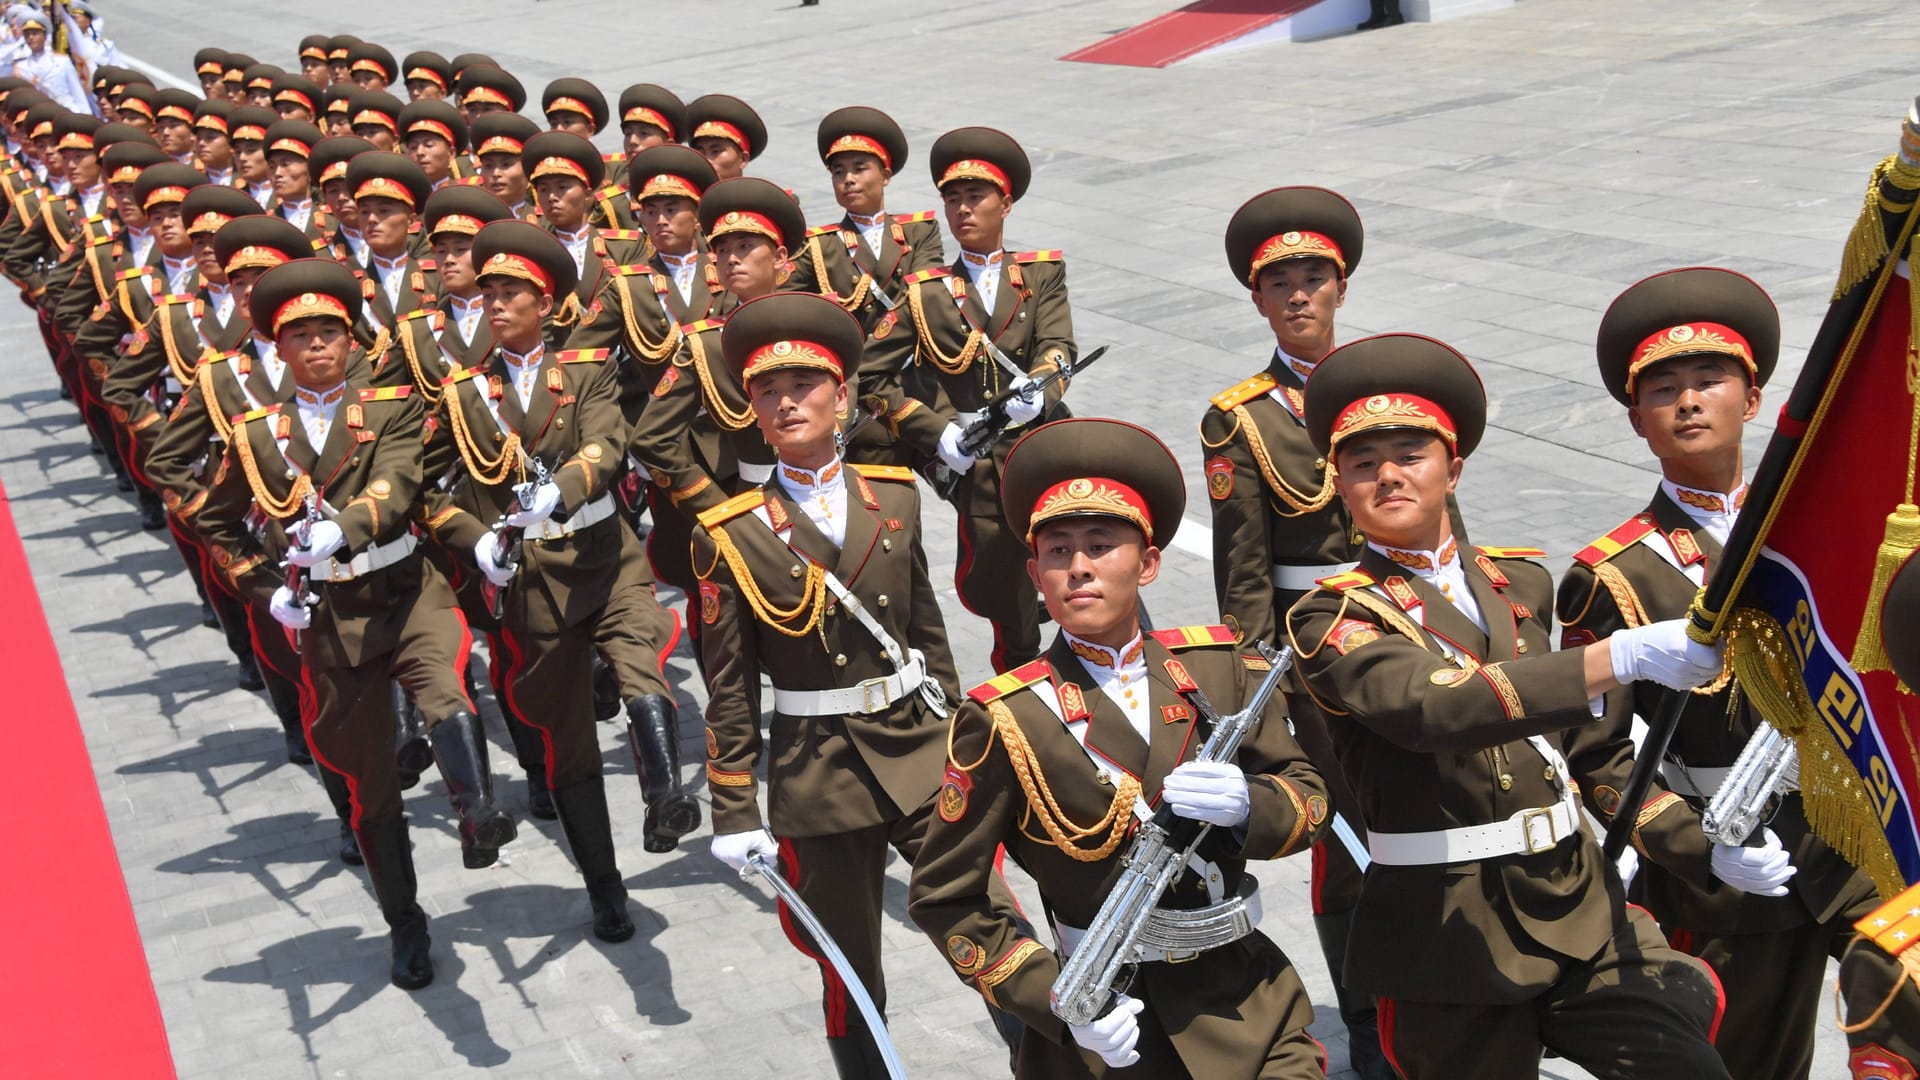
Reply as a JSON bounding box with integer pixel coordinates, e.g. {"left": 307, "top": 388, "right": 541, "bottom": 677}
{"left": 742, "top": 852, "right": 908, "bottom": 1080}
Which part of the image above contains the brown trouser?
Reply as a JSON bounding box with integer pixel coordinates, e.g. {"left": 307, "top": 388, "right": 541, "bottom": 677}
{"left": 954, "top": 463, "right": 1040, "bottom": 671}
{"left": 1378, "top": 906, "right": 1727, "bottom": 1080}
{"left": 302, "top": 565, "right": 475, "bottom": 827}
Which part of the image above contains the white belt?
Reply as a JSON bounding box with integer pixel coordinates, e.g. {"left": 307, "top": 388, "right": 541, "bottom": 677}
{"left": 309, "top": 532, "right": 419, "bottom": 583}
{"left": 738, "top": 461, "right": 774, "bottom": 485}
{"left": 1660, "top": 762, "right": 1795, "bottom": 800}
{"left": 1054, "top": 878, "right": 1263, "bottom": 964}
{"left": 772, "top": 653, "right": 926, "bottom": 717}
{"left": 1367, "top": 792, "right": 1582, "bottom": 866}
{"left": 954, "top": 409, "right": 987, "bottom": 427}
{"left": 1272, "top": 560, "right": 1358, "bottom": 591}
{"left": 524, "top": 492, "right": 615, "bottom": 541}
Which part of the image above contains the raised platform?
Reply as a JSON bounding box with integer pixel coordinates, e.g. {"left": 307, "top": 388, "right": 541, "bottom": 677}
{"left": 1060, "top": 0, "right": 1512, "bottom": 67}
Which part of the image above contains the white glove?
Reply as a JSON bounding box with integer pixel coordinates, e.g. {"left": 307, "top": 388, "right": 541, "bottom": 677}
{"left": 935, "top": 423, "right": 977, "bottom": 475}
{"left": 711, "top": 828, "right": 779, "bottom": 874}
{"left": 1711, "top": 828, "right": 1797, "bottom": 896}
{"left": 1615, "top": 846, "right": 1640, "bottom": 893}
{"left": 1159, "top": 760, "right": 1250, "bottom": 828}
{"left": 505, "top": 481, "right": 562, "bottom": 528}
{"left": 285, "top": 520, "right": 345, "bottom": 567}
{"left": 1003, "top": 375, "right": 1044, "bottom": 425}
{"left": 269, "top": 584, "right": 312, "bottom": 630}
{"left": 1608, "top": 619, "right": 1724, "bottom": 691}
{"left": 472, "top": 530, "right": 517, "bottom": 588}
{"left": 1069, "top": 994, "right": 1144, "bottom": 1069}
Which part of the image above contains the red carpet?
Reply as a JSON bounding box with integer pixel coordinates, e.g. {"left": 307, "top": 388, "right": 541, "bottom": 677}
{"left": 1062, "top": 0, "right": 1320, "bottom": 68}
{"left": 0, "top": 478, "right": 175, "bottom": 1075}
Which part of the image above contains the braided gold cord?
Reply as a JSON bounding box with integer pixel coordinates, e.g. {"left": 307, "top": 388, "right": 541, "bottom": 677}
{"left": 684, "top": 328, "right": 756, "bottom": 432}
{"left": 232, "top": 426, "right": 313, "bottom": 520}
{"left": 805, "top": 235, "right": 873, "bottom": 313}
{"left": 988, "top": 699, "right": 1138, "bottom": 862}
{"left": 397, "top": 322, "right": 446, "bottom": 405}
{"left": 615, "top": 276, "right": 681, "bottom": 363}
{"left": 156, "top": 303, "right": 203, "bottom": 386}
{"left": 442, "top": 380, "right": 523, "bottom": 486}
{"left": 908, "top": 278, "right": 982, "bottom": 375}
{"left": 200, "top": 371, "right": 232, "bottom": 441}
{"left": 707, "top": 525, "right": 827, "bottom": 636}
{"left": 1233, "top": 405, "right": 1336, "bottom": 515}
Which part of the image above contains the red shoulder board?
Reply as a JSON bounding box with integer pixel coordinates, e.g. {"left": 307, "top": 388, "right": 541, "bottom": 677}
{"left": 805, "top": 223, "right": 839, "bottom": 238}
{"left": 616, "top": 262, "right": 653, "bottom": 276}
{"left": 905, "top": 267, "right": 951, "bottom": 284}
{"left": 359, "top": 385, "right": 412, "bottom": 401}
{"left": 416, "top": 257, "right": 438, "bottom": 272}
{"left": 360, "top": 276, "right": 377, "bottom": 298}
{"left": 1012, "top": 249, "right": 1063, "bottom": 264}
{"left": 1316, "top": 569, "right": 1376, "bottom": 591}
{"left": 892, "top": 210, "right": 936, "bottom": 224}
{"left": 967, "top": 658, "right": 1053, "bottom": 704}
{"left": 599, "top": 228, "right": 643, "bottom": 242}
{"left": 1475, "top": 555, "right": 1510, "bottom": 589}
{"left": 1149, "top": 625, "right": 1235, "bottom": 650}
{"left": 1572, "top": 517, "right": 1656, "bottom": 568}
{"left": 557, "top": 348, "right": 610, "bottom": 364}
{"left": 683, "top": 318, "right": 725, "bottom": 335}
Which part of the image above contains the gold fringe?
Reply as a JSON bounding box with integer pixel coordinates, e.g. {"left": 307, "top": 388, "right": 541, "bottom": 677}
{"left": 1725, "top": 607, "right": 1906, "bottom": 898}
{"left": 1834, "top": 153, "right": 1920, "bottom": 300}
{"left": 613, "top": 276, "right": 680, "bottom": 364}
{"left": 1849, "top": 503, "right": 1920, "bottom": 689}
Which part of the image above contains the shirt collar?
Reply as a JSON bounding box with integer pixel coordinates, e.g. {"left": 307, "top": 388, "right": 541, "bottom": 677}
{"left": 657, "top": 248, "right": 697, "bottom": 268}
{"left": 1274, "top": 345, "right": 1319, "bottom": 382}
{"left": 371, "top": 251, "right": 409, "bottom": 273}
{"left": 294, "top": 382, "right": 346, "bottom": 407}
{"left": 501, "top": 343, "right": 543, "bottom": 367}
{"left": 848, "top": 210, "right": 886, "bottom": 228}
{"left": 1663, "top": 478, "right": 1747, "bottom": 518}
{"left": 777, "top": 457, "right": 844, "bottom": 493}
{"left": 1062, "top": 629, "right": 1145, "bottom": 671}
{"left": 1371, "top": 535, "right": 1460, "bottom": 575}
{"left": 448, "top": 291, "right": 484, "bottom": 310}
{"left": 959, "top": 248, "right": 1003, "bottom": 272}
{"left": 554, "top": 223, "right": 591, "bottom": 245}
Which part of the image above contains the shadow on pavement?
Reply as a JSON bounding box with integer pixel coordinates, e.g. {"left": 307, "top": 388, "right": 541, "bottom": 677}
{"left": 155, "top": 810, "right": 353, "bottom": 918}
{"left": 75, "top": 599, "right": 205, "bottom": 654}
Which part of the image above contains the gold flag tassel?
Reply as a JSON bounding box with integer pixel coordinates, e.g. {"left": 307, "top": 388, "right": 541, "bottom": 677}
{"left": 1834, "top": 151, "right": 1920, "bottom": 300}
{"left": 1726, "top": 607, "right": 1907, "bottom": 897}
{"left": 1848, "top": 243, "right": 1920, "bottom": 691}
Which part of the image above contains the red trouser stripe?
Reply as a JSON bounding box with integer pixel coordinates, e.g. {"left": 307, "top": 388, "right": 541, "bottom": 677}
{"left": 299, "top": 663, "right": 362, "bottom": 830}
{"left": 496, "top": 625, "right": 555, "bottom": 788}
{"left": 774, "top": 836, "right": 850, "bottom": 1038}
{"left": 1377, "top": 996, "right": 1407, "bottom": 1080}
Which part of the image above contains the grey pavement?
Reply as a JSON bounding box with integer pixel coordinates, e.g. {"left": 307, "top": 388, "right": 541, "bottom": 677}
{"left": 4, "top": 0, "right": 1908, "bottom": 1075}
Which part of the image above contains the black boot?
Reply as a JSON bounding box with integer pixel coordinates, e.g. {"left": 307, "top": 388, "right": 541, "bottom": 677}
{"left": 262, "top": 666, "right": 311, "bottom": 764}
{"left": 502, "top": 710, "right": 557, "bottom": 820}
{"left": 1358, "top": 0, "right": 1404, "bottom": 30}
{"left": 1314, "top": 910, "right": 1394, "bottom": 1080}
{"left": 429, "top": 711, "right": 518, "bottom": 869}
{"left": 550, "top": 776, "right": 634, "bottom": 942}
{"left": 393, "top": 683, "right": 432, "bottom": 791}
{"left": 354, "top": 816, "right": 432, "bottom": 989}
{"left": 317, "top": 768, "right": 363, "bottom": 865}
{"left": 199, "top": 597, "right": 220, "bottom": 628}
{"left": 591, "top": 656, "right": 622, "bottom": 722}
{"left": 136, "top": 488, "right": 165, "bottom": 530}
{"left": 237, "top": 652, "right": 265, "bottom": 692}
{"left": 627, "top": 695, "right": 699, "bottom": 853}
{"left": 338, "top": 820, "right": 363, "bottom": 865}
{"left": 826, "top": 1020, "right": 892, "bottom": 1080}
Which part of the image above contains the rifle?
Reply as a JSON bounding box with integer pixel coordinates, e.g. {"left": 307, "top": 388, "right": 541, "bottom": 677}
{"left": 923, "top": 344, "right": 1107, "bottom": 502}
{"left": 283, "top": 492, "right": 322, "bottom": 642}
{"left": 479, "top": 456, "right": 552, "bottom": 620}
{"left": 1050, "top": 641, "right": 1293, "bottom": 1028}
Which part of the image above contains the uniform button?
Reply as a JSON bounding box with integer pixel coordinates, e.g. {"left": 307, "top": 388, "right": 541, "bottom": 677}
{"left": 1096, "top": 770, "right": 1111, "bottom": 786}
{"left": 1543, "top": 766, "right": 1557, "bottom": 782}
{"left": 834, "top": 653, "right": 847, "bottom": 667}
{"left": 825, "top": 604, "right": 837, "bottom": 617}
{"left": 881, "top": 538, "right": 892, "bottom": 551}
{"left": 1517, "top": 642, "right": 1529, "bottom": 654}
{"left": 790, "top": 564, "right": 804, "bottom": 578}
{"left": 1499, "top": 774, "right": 1514, "bottom": 791}
{"left": 493, "top": 433, "right": 503, "bottom": 443}
{"left": 876, "top": 594, "right": 889, "bottom": 607}
{"left": 556, "top": 417, "right": 565, "bottom": 428}
{"left": 1314, "top": 457, "right": 1326, "bottom": 470}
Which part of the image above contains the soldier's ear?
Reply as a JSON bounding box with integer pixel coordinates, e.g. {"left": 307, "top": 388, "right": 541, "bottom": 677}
{"left": 1334, "top": 275, "right": 1347, "bottom": 309}
{"left": 1138, "top": 544, "right": 1162, "bottom": 588}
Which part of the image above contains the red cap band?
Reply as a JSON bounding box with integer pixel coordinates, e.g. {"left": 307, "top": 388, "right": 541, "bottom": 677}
{"left": 743, "top": 339, "right": 843, "bottom": 384}
{"left": 477, "top": 250, "right": 553, "bottom": 295}
{"left": 1330, "top": 393, "right": 1458, "bottom": 451}
{"left": 1626, "top": 321, "right": 1756, "bottom": 399}
{"left": 1027, "top": 476, "right": 1153, "bottom": 543}
{"left": 1247, "top": 229, "right": 1346, "bottom": 285}
{"left": 824, "top": 133, "right": 890, "bottom": 170}
{"left": 939, "top": 157, "right": 1009, "bottom": 195}
{"left": 621, "top": 106, "right": 674, "bottom": 139}
{"left": 692, "top": 119, "right": 749, "bottom": 156}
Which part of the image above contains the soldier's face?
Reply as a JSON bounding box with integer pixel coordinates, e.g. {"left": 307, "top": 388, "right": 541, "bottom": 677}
{"left": 466, "top": 100, "right": 508, "bottom": 119}
{"left": 120, "top": 112, "right": 154, "bottom": 134}
{"left": 942, "top": 180, "right": 1009, "bottom": 252}
{"left": 1628, "top": 356, "right": 1760, "bottom": 466}
{"left": 200, "top": 74, "right": 227, "bottom": 100}
{"left": 60, "top": 149, "right": 99, "bottom": 189}
{"left": 351, "top": 124, "right": 396, "bottom": 152}
{"left": 321, "top": 178, "right": 356, "bottom": 225}
{"left": 248, "top": 88, "right": 274, "bottom": 109}
{"left": 328, "top": 60, "right": 351, "bottom": 84}
{"left": 357, "top": 196, "right": 414, "bottom": 256}
{"left": 269, "top": 152, "right": 310, "bottom": 201}
{"left": 431, "top": 234, "right": 477, "bottom": 294}
{"left": 693, "top": 136, "right": 745, "bottom": 180}
{"left": 1252, "top": 258, "right": 1345, "bottom": 362}
{"left": 302, "top": 60, "right": 331, "bottom": 86}
{"left": 405, "top": 80, "right": 444, "bottom": 103}
{"left": 534, "top": 174, "right": 589, "bottom": 230}
{"left": 1334, "top": 430, "right": 1462, "bottom": 550}
{"left": 109, "top": 183, "right": 145, "bottom": 226}
{"left": 477, "top": 152, "right": 526, "bottom": 204}
{"left": 34, "top": 138, "right": 61, "bottom": 175}
{"left": 149, "top": 205, "right": 190, "bottom": 255}
{"left": 22, "top": 29, "right": 43, "bottom": 52}
{"left": 622, "top": 122, "right": 668, "bottom": 158}
{"left": 751, "top": 368, "right": 847, "bottom": 458}
{"left": 404, "top": 133, "right": 453, "bottom": 181}
{"left": 190, "top": 233, "right": 224, "bottom": 283}
{"left": 548, "top": 113, "right": 594, "bottom": 137}
{"left": 195, "top": 130, "right": 233, "bottom": 167}
{"left": 637, "top": 195, "right": 696, "bottom": 256}
{"left": 228, "top": 266, "right": 266, "bottom": 313}
{"left": 274, "top": 102, "right": 314, "bottom": 123}
{"left": 710, "top": 233, "right": 782, "bottom": 302}
{"left": 156, "top": 119, "right": 195, "bottom": 156}
{"left": 828, "top": 153, "right": 889, "bottom": 217}
{"left": 350, "top": 70, "right": 387, "bottom": 92}
{"left": 234, "top": 140, "right": 270, "bottom": 181}
{"left": 1028, "top": 519, "right": 1161, "bottom": 646}
{"left": 281, "top": 317, "right": 350, "bottom": 388}
{"left": 480, "top": 276, "right": 553, "bottom": 350}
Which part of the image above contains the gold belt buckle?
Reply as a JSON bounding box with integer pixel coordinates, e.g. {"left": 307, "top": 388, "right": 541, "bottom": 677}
{"left": 858, "top": 676, "right": 892, "bottom": 714}
{"left": 1162, "top": 949, "right": 1198, "bottom": 964}
{"left": 1521, "top": 807, "right": 1557, "bottom": 854}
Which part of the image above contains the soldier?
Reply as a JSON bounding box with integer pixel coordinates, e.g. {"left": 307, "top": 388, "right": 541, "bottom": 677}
{"left": 542, "top": 78, "right": 632, "bottom": 230}
{"left": 684, "top": 93, "right": 765, "bottom": 182}
{"left": 628, "top": 175, "right": 800, "bottom": 596}
{"left": 270, "top": 74, "right": 321, "bottom": 124}
{"left": 153, "top": 90, "right": 199, "bottom": 164}
{"left": 471, "top": 111, "right": 540, "bottom": 222}
{"left": 263, "top": 120, "right": 320, "bottom": 227}
{"left": 195, "top": 47, "right": 230, "bottom": 100}
{"left": 400, "top": 184, "right": 512, "bottom": 377}
{"left": 115, "top": 82, "right": 157, "bottom": 134}
{"left": 196, "top": 258, "right": 515, "bottom": 989}
{"left": 1284, "top": 332, "right": 1729, "bottom": 1077}
{"left": 872, "top": 126, "right": 1075, "bottom": 671}
{"left": 1559, "top": 267, "right": 1913, "bottom": 1080}
{"left": 909, "top": 416, "right": 1331, "bottom": 1078}
{"left": 324, "top": 36, "right": 356, "bottom": 87}
{"left": 341, "top": 151, "right": 436, "bottom": 340}
{"left": 694, "top": 291, "right": 1016, "bottom": 1078}
{"left": 421, "top": 221, "right": 689, "bottom": 916}
{"left": 345, "top": 89, "right": 402, "bottom": 152}
{"left": 1201, "top": 186, "right": 1387, "bottom": 1078}
{"left": 192, "top": 99, "right": 236, "bottom": 186}
{"left": 456, "top": 64, "right": 526, "bottom": 123}
{"left": 319, "top": 84, "right": 354, "bottom": 137}
{"left": 519, "top": 130, "right": 646, "bottom": 318}
{"left": 296, "top": 35, "right": 331, "bottom": 87}
{"left": 401, "top": 51, "right": 453, "bottom": 102}
{"left": 397, "top": 98, "right": 469, "bottom": 192}
{"left": 344, "top": 41, "right": 398, "bottom": 93}
{"left": 309, "top": 133, "right": 374, "bottom": 264}
{"left": 616, "top": 83, "right": 684, "bottom": 160}
{"left": 228, "top": 105, "right": 277, "bottom": 206}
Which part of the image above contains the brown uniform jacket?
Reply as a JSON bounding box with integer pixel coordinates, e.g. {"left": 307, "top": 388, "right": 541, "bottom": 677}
{"left": 691, "top": 464, "right": 958, "bottom": 837}
{"left": 1286, "top": 545, "right": 1618, "bottom": 1004}
{"left": 908, "top": 629, "right": 1326, "bottom": 1055}
{"left": 51, "top": 213, "right": 128, "bottom": 338}
{"left": 562, "top": 252, "right": 734, "bottom": 429}
{"left": 1557, "top": 490, "right": 1865, "bottom": 933}
{"left": 384, "top": 296, "right": 494, "bottom": 401}
{"left": 104, "top": 284, "right": 253, "bottom": 466}
{"left": 420, "top": 344, "right": 629, "bottom": 636}
{"left": 784, "top": 210, "right": 944, "bottom": 334}
{"left": 628, "top": 316, "right": 773, "bottom": 517}
{"left": 195, "top": 359, "right": 427, "bottom": 669}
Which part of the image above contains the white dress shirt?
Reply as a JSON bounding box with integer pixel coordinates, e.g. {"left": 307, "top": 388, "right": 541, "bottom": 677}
{"left": 205, "top": 283, "right": 235, "bottom": 328}
{"left": 251, "top": 336, "right": 286, "bottom": 393}
{"left": 247, "top": 179, "right": 273, "bottom": 207}
{"left": 370, "top": 252, "right": 408, "bottom": 310}
{"left": 294, "top": 382, "right": 346, "bottom": 449}
{"left": 338, "top": 226, "right": 369, "bottom": 267}
{"left": 501, "top": 344, "right": 543, "bottom": 412}
{"left": 203, "top": 165, "right": 233, "bottom": 187}
{"left": 1662, "top": 478, "right": 1746, "bottom": 549}
{"left": 657, "top": 249, "right": 698, "bottom": 308}
{"left": 125, "top": 227, "right": 153, "bottom": 268}
{"left": 447, "top": 293, "right": 485, "bottom": 346}
{"left": 161, "top": 254, "right": 195, "bottom": 295}
{"left": 1063, "top": 629, "right": 1151, "bottom": 743}
{"left": 77, "top": 184, "right": 104, "bottom": 218}
{"left": 776, "top": 457, "right": 848, "bottom": 547}
{"left": 1371, "top": 535, "right": 1485, "bottom": 633}
{"left": 554, "top": 224, "right": 590, "bottom": 279}
{"left": 958, "top": 248, "right": 1004, "bottom": 317}
{"left": 278, "top": 198, "right": 313, "bottom": 232}
{"left": 848, "top": 210, "right": 886, "bottom": 262}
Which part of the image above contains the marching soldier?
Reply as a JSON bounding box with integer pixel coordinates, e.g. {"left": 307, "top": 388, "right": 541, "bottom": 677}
{"left": 297, "top": 36, "right": 332, "bottom": 88}
{"left": 398, "top": 98, "right": 470, "bottom": 193}
{"left": 192, "top": 99, "right": 236, "bottom": 186}
{"left": 324, "top": 37, "right": 356, "bottom": 86}
{"left": 228, "top": 105, "right": 277, "bottom": 205}
{"left": 398, "top": 184, "right": 512, "bottom": 379}
{"left": 401, "top": 51, "right": 453, "bottom": 102}
{"left": 520, "top": 130, "right": 647, "bottom": 319}
{"left": 1202, "top": 186, "right": 1387, "bottom": 1078}
{"left": 344, "top": 41, "right": 398, "bottom": 93}
{"left": 471, "top": 111, "right": 541, "bottom": 221}
{"left": 871, "top": 126, "right": 1076, "bottom": 671}
{"left": 154, "top": 90, "right": 200, "bottom": 163}
{"left": 309, "top": 133, "right": 375, "bottom": 263}
{"left": 616, "top": 83, "right": 684, "bottom": 160}
{"left": 628, "top": 175, "right": 800, "bottom": 595}
{"left": 684, "top": 93, "right": 765, "bottom": 182}
{"left": 1283, "top": 332, "right": 1728, "bottom": 1077}
{"left": 420, "top": 221, "right": 690, "bottom": 913}
{"left": 195, "top": 47, "right": 230, "bottom": 100}
{"left": 909, "top": 416, "right": 1331, "bottom": 1078}
{"left": 269, "top": 74, "right": 321, "bottom": 124}
{"left": 456, "top": 64, "right": 526, "bottom": 123}
{"left": 341, "top": 151, "right": 437, "bottom": 340}
{"left": 262, "top": 120, "right": 321, "bottom": 227}
{"left": 1559, "top": 267, "right": 1913, "bottom": 1080}
{"left": 196, "top": 257, "right": 515, "bottom": 988}
{"left": 693, "top": 291, "right": 1019, "bottom": 1077}
{"left": 344, "top": 90, "right": 403, "bottom": 153}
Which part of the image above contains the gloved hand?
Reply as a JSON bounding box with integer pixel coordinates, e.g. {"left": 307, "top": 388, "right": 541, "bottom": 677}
{"left": 711, "top": 828, "right": 779, "bottom": 874}
{"left": 269, "top": 584, "right": 312, "bottom": 630}
{"left": 1003, "top": 374, "right": 1044, "bottom": 425}
{"left": 505, "top": 482, "right": 562, "bottom": 528}
{"left": 473, "top": 530, "right": 516, "bottom": 588}
{"left": 1159, "top": 760, "right": 1250, "bottom": 827}
{"left": 285, "top": 520, "right": 345, "bottom": 567}
{"left": 1069, "top": 994, "right": 1144, "bottom": 1069}
{"left": 1711, "top": 828, "right": 1796, "bottom": 896}
{"left": 1608, "top": 619, "right": 1724, "bottom": 690}
{"left": 936, "top": 423, "right": 977, "bottom": 475}
{"left": 1615, "top": 846, "right": 1641, "bottom": 893}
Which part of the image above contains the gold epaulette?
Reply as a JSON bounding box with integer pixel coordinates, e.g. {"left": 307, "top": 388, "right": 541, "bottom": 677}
{"left": 197, "top": 349, "right": 237, "bottom": 370}
{"left": 237, "top": 403, "right": 281, "bottom": 424}
{"left": 892, "top": 210, "right": 936, "bottom": 224}
{"left": 966, "top": 658, "right": 1053, "bottom": 705}
{"left": 115, "top": 267, "right": 146, "bottom": 281}
{"left": 683, "top": 317, "right": 724, "bottom": 335}
{"left": 358, "top": 385, "right": 412, "bottom": 401}
{"left": 1210, "top": 372, "right": 1278, "bottom": 412}
{"left": 1149, "top": 625, "right": 1236, "bottom": 650}
{"left": 398, "top": 307, "right": 435, "bottom": 323}
{"left": 1317, "top": 569, "right": 1376, "bottom": 591}
{"left": 1855, "top": 880, "right": 1920, "bottom": 958}
{"left": 805, "top": 223, "right": 838, "bottom": 238}
{"left": 696, "top": 490, "right": 765, "bottom": 529}
{"left": 443, "top": 366, "right": 481, "bottom": 386}
{"left": 850, "top": 464, "right": 915, "bottom": 483}
{"left": 1476, "top": 545, "right": 1546, "bottom": 560}
{"left": 616, "top": 262, "right": 655, "bottom": 276}
{"left": 905, "top": 267, "right": 951, "bottom": 284}
{"left": 558, "top": 347, "right": 610, "bottom": 364}
{"left": 599, "top": 228, "right": 643, "bottom": 242}
{"left": 1011, "top": 249, "right": 1062, "bottom": 263}
{"left": 1573, "top": 516, "right": 1658, "bottom": 568}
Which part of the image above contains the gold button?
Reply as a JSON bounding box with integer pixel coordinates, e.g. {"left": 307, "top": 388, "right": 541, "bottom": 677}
{"left": 876, "top": 595, "right": 889, "bottom": 607}
{"left": 882, "top": 539, "right": 892, "bottom": 551}
{"left": 834, "top": 653, "right": 847, "bottom": 667}
{"left": 1518, "top": 642, "right": 1529, "bottom": 654}
{"left": 1544, "top": 766, "right": 1557, "bottom": 782}
{"left": 556, "top": 417, "right": 565, "bottom": 428}
{"left": 493, "top": 432, "right": 503, "bottom": 443}
{"left": 1314, "top": 457, "right": 1326, "bottom": 470}
{"left": 790, "top": 564, "right": 803, "bottom": 578}
{"left": 825, "top": 603, "right": 837, "bottom": 617}
{"left": 1096, "top": 769, "right": 1111, "bottom": 786}
{"left": 1498, "top": 774, "right": 1513, "bottom": 791}
{"left": 285, "top": 468, "right": 297, "bottom": 480}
